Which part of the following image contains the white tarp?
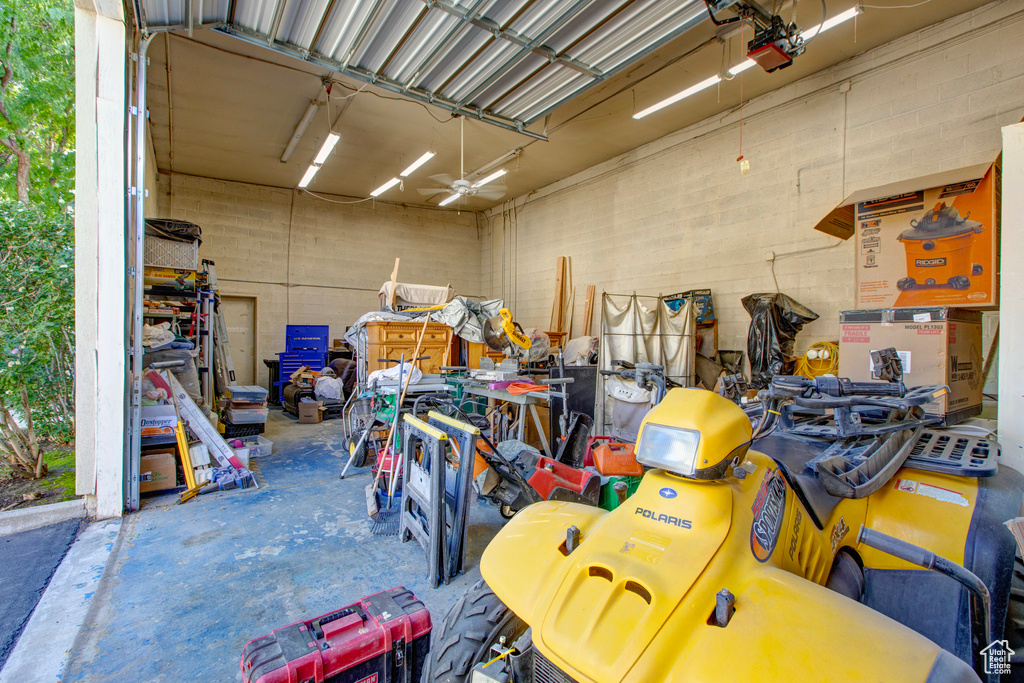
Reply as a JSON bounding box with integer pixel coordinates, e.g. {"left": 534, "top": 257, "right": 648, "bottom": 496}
{"left": 598, "top": 294, "right": 695, "bottom": 436}
{"left": 378, "top": 282, "right": 455, "bottom": 309}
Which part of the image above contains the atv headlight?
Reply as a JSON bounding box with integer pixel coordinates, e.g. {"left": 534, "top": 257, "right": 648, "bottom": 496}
{"left": 635, "top": 424, "right": 701, "bottom": 477}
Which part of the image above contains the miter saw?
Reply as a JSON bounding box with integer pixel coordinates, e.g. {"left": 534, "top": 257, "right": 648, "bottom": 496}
{"left": 474, "top": 309, "right": 551, "bottom": 381}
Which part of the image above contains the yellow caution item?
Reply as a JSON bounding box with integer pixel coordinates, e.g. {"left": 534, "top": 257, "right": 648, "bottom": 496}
{"left": 175, "top": 421, "right": 197, "bottom": 490}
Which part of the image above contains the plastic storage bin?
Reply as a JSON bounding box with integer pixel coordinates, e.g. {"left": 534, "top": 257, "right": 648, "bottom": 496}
{"left": 224, "top": 406, "right": 269, "bottom": 424}
{"left": 220, "top": 420, "right": 265, "bottom": 438}
{"left": 225, "top": 385, "right": 269, "bottom": 402}
{"left": 242, "top": 435, "right": 273, "bottom": 457}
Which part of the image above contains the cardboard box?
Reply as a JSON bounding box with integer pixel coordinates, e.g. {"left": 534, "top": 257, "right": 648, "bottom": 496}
{"left": 139, "top": 451, "right": 177, "bottom": 493}
{"left": 838, "top": 307, "right": 983, "bottom": 425}
{"left": 665, "top": 289, "right": 715, "bottom": 322}
{"left": 298, "top": 401, "right": 324, "bottom": 424}
{"left": 140, "top": 404, "right": 177, "bottom": 438}
{"left": 814, "top": 162, "right": 1000, "bottom": 309}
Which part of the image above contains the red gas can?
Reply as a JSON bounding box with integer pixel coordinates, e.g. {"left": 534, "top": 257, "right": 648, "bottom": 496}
{"left": 240, "top": 587, "right": 431, "bottom": 683}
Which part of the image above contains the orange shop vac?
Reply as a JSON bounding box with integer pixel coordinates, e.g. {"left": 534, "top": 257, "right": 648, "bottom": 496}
{"left": 896, "top": 201, "right": 984, "bottom": 291}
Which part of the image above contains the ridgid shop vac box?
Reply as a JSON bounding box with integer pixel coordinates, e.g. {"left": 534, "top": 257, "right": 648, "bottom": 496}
{"left": 838, "top": 308, "right": 983, "bottom": 425}
{"left": 813, "top": 161, "right": 1000, "bottom": 310}
{"left": 241, "top": 587, "right": 431, "bottom": 683}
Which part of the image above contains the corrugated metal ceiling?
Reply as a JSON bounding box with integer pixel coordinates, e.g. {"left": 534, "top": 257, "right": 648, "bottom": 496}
{"left": 134, "top": 0, "right": 709, "bottom": 137}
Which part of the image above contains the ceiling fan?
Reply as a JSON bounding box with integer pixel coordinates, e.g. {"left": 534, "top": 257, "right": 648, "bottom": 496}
{"left": 418, "top": 116, "right": 508, "bottom": 206}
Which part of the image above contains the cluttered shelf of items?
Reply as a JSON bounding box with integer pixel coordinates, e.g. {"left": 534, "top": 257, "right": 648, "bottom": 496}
{"left": 139, "top": 220, "right": 268, "bottom": 502}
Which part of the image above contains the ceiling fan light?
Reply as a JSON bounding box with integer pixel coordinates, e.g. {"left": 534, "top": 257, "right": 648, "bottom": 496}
{"left": 371, "top": 177, "right": 401, "bottom": 197}
{"left": 400, "top": 150, "right": 436, "bottom": 177}
{"left": 472, "top": 168, "right": 506, "bottom": 188}
{"left": 439, "top": 193, "right": 459, "bottom": 206}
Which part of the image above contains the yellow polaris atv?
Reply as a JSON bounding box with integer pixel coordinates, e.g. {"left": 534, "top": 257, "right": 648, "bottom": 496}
{"left": 428, "top": 357, "right": 1024, "bottom": 683}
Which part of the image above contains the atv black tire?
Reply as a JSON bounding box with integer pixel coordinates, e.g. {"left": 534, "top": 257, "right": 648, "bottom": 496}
{"left": 428, "top": 578, "right": 527, "bottom": 683}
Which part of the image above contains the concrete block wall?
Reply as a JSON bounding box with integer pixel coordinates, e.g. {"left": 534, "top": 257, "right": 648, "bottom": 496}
{"left": 483, "top": 1, "right": 1024, "bottom": 357}
{"left": 155, "top": 173, "right": 482, "bottom": 387}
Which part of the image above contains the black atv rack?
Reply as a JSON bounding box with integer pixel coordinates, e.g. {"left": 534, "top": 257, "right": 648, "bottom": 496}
{"left": 808, "top": 427, "right": 922, "bottom": 499}
{"left": 904, "top": 430, "right": 999, "bottom": 477}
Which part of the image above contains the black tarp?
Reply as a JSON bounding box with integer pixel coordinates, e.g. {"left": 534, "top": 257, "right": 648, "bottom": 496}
{"left": 742, "top": 293, "right": 818, "bottom": 388}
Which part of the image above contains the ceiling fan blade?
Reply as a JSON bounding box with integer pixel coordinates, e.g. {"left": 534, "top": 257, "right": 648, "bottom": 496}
{"left": 417, "top": 187, "right": 450, "bottom": 196}
{"left": 474, "top": 186, "right": 506, "bottom": 201}
{"left": 427, "top": 173, "right": 455, "bottom": 186}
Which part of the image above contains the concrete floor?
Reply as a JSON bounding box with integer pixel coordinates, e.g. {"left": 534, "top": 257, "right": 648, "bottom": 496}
{"left": 63, "top": 408, "right": 505, "bottom": 682}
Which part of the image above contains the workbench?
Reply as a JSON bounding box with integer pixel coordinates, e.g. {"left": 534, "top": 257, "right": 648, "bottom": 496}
{"left": 464, "top": 384, "right": 553, "bottom": 458}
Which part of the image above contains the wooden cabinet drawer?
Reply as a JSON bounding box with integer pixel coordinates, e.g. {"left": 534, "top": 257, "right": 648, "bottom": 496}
{"left": 367, "top": 321, "right": 449, "bottom": 344}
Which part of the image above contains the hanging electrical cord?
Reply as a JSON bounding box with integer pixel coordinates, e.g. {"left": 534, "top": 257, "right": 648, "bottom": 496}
{"left": 861, "top": 0, "right": 932, "bottom": 7}
{"left": 800, "top": 0, "right": 829, "bottom": 48}
{"left": 300, "top": 189, "right": 374, "bottom": 204}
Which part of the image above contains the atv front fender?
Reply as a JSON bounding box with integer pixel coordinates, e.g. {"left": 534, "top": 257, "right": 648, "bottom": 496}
{"left": 480, "top": 501, "right": 606, "bottom": 625}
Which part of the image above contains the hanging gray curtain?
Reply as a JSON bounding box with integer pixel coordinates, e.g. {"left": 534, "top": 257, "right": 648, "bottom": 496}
{"left": 597, "top": 293, "right": 696, "bottom": 436}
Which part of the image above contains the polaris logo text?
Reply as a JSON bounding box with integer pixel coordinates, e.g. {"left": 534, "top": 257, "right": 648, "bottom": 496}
{"left": 635, "top": 507, "right": 692, "bottom": 528}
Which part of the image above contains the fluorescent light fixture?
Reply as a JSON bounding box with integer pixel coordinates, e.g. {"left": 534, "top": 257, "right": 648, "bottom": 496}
{"left": 438, "top": 193, "right": 459, "bottom": 207}
{"left": 802, "top": 5, "right": 862, "bottom": 40}
{"left": 472, "top": 168, "right": 506, "bottom": 188}
{"left": 282, "top": 101, "right": 320, "bottom": 163}
{"left": 313, "top": 133, "right": 341, "bottom": 165}
{"left": 298, "top": 165, "right": 319, "bottom": 188}
{"left": 633, "top": 75, "right": 722, "bottom": 120}
{"left": 728, "top": 59, "right": 757, "bottom": 76}
{"left": 399, "top": 151, "right": 435, "bottom": 177}
{"left": 370, "top": 177, "right": 401, "bottom": 197}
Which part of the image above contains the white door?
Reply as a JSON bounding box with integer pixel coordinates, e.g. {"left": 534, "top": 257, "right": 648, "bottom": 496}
{"left": 221, "top": 296, "right": 256, "bottom": 386}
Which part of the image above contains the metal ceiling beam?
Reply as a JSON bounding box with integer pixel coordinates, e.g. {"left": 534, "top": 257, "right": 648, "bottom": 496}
{"left": 266, "top": 0, "right": 287, "bottom": 46}
{"left": 341, "top": 0, "right": 387, "bottom": 67}
{"left": 306, "top": 0, "right": 341, "bottom": 56}
{"left": 399, "top": 0, "right": 491, "bottom": 89}
{"left": 522, "top": 4, "right": 709, "bottom": 124}
{"left": 379, "top": 5, "right": 428, "bottom": 74}
{"left": 455, "top": 0, "right": 594, "bottom": 108}
{"left": 214, "top": 23, "right": 547, "bottom": 140}
{"left": 426, "top": 0, "right": 601, "bottom": 80}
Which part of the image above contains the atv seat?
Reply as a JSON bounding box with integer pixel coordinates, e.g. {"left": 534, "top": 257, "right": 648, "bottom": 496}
{"left": 753, "top": 433, "right": 842, "bottom": 530}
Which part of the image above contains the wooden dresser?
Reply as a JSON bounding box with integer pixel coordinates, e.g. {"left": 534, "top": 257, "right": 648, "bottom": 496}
{"left": 365, "top": 321, "right": 452, "bottom": 374}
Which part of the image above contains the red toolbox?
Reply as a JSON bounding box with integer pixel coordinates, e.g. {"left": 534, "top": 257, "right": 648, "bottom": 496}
{"left": 241, "top": 587, "right": 431, "bottom": 683}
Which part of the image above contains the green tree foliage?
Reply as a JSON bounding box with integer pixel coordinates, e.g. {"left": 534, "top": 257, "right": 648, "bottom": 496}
{"left": 0, "top": 0, "right": 74, "bottom": 476}
{"left": 0, "top": 203, "right": 75, "bottom": 440}
{"left": 0, "top": 0, "right": 75, "bottom": 205}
